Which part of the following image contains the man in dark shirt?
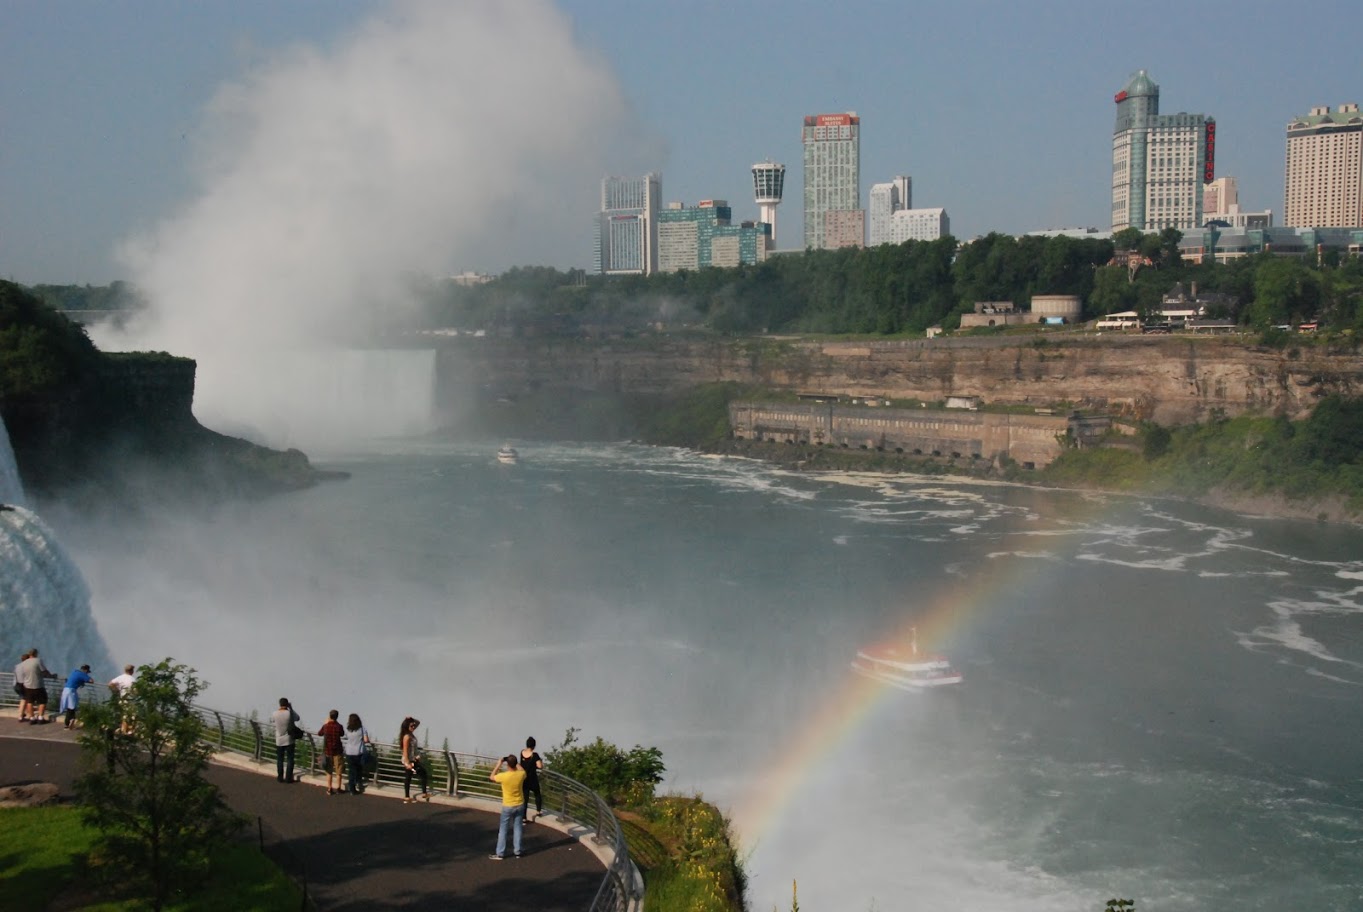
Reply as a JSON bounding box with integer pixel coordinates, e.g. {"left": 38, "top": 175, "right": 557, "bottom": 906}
{"left": 318, "top": 709, "right": 346, "bottom": 795}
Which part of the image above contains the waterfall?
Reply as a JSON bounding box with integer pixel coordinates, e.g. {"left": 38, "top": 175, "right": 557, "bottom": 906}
{"left": 0, "top": 417, "right": 112, "bottom": 676}
{"left": 0, "top": 415, "right": 24, "bottom": 507}
{"left": 191, "top": 347, "right": 441, "bottom": 452}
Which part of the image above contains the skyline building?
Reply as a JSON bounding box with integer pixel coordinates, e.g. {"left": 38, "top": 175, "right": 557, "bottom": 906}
{"left": 1203, "top": 176, "right": 1238, "bottom": 219}
{"left": 593, "top": 172, "right": 661, "bottom": 275}
{"left": 751, "top": 161, "right": 786, "bottom": 246}
{"left": 802, "top": 112, "right": 862, "bottom": 250}
{"left": 868, "top": 176, "right": 912, "bottom": 246}
{"left": 883, "top": 207, "right": 950, "bottom": 243}
{"left": 1284, "top": 103, "right": 1363, "bottom": 228}
{"left": 1111, "top": 70, "right": 1215, "bottom": 233}
{"left": 656, "top": 200, "right": 769, "bottom": 272}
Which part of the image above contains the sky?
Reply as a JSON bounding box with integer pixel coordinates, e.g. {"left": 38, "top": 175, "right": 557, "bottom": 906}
{"left": 2, "top": 0, "right": 1360, "bottom": 288}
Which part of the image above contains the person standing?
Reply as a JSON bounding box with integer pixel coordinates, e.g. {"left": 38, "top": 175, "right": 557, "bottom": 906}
{"left": 341, "top": 713, "right": 371, "bottom": 795}
{"left": 520, "top": 736, "right": 544, "bottom": 822}
{"left": 318, "top": 709, "right": 346, "bottom": 795}
{"left": 17, "top": 648, "right": 58, "bottom": 724}
{"left": 14, "top": 650, "right": 32, "bottom": 722}
{"left": 488, "top": 754, "right": 527, "bottom": 859}
{"left": 59, "top": 664, "right": 94, "bottom": 729}
{"left": 272, "top": 698, "right": 301, "bottom": 784}
{"left": 108, "top": 665, "right": 137, "bottom": 734}
{"left": 399, "top": 717, "right": 430, "bottom": 804}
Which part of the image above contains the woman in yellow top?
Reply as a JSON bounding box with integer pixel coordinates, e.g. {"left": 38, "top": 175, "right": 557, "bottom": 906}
{"left": 399, "top": 717, "right": 430, "bottom": 804}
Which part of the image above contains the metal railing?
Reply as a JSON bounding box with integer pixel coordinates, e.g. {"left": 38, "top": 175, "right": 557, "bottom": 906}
{"left": 2, "top": 672, "right": 642, "bottom": 911}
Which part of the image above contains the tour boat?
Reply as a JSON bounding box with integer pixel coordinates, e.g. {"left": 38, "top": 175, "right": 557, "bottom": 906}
{"left": 496, "top": 445, "right": 519, "bottom": 465}
{"left": 851, "top": 628, "right": 962, "bottom": 690}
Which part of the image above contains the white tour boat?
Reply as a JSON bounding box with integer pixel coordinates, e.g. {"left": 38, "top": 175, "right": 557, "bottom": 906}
{"left": 851, "top": 628, "right": 962, "bottom": 690}
{"left": 496, "top": 444, "right": 519, "bottom": 465}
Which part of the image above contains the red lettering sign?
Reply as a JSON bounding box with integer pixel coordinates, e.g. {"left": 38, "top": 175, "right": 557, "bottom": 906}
{"left": 1114, "top": 90, "right": 1128, "bottom": 104}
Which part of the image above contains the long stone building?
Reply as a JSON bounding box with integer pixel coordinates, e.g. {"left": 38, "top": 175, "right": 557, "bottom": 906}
{"left": 728, "top": 401, "right": 1111, "bottom": 468}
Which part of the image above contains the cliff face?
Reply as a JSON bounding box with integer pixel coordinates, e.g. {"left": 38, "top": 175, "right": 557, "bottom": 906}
{"left": 439, "top": 334, "right": 1363, "bottom": 425}
{"left": 2, "top": 353, "right": 326, "bottom": 503}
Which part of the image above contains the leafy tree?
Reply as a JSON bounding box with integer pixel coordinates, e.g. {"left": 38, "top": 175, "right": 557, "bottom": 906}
{"left": 1112, "top": 228, "right": 1144, "bottom": 251}
{"left": 1247, "top": 258, "right": 1320, "bottom": 328}
{"left": 544, "top": 727, "right": 666, "bottom": 806}
{"left": 0, "top": 280, "right": 100, "bottom": 397}
{"left": 76, "top": 660, "right": 241, "bottom": 910}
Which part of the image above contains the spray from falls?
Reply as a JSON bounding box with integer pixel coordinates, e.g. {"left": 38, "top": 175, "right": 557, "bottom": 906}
{"left": 0, "top": 418, "right": 112, "bottom": 676}
{"left": 91, "top": 0, "right": 649, "bottom": 450}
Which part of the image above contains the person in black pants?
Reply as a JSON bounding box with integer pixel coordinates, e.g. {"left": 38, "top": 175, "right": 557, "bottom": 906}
{"left": 399, "top": 716, "right": 430, "bottom": 803}
{"left": 520, "top": 736, "right": 544, "bottom": 821}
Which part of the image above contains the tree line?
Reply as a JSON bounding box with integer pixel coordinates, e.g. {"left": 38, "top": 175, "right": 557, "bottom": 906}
{"left": 414, "top": 230, "right": 1363, "bottom": 338}
{"left": 24, "top": 230, "right": 1363, "bottom": 339}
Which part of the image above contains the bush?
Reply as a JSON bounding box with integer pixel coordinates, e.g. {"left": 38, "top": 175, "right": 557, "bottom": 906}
{"left": 544, "top": 727, "right": 665, "bottom": 807}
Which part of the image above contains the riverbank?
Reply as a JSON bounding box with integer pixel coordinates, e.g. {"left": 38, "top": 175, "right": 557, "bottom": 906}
{"left": 705, "top": 437, "right": 1363, "bottom": 526}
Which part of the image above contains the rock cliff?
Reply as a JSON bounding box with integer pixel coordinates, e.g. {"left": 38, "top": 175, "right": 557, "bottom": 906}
{"left": 2, "top": 353, "right": 331, "bottom": 505}
{"left": 438, "top": 333, "right": 1363, "bottom": 425}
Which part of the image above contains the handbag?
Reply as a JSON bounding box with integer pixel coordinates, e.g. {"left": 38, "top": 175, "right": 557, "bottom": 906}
{"left": 361, "top": 742, "right": 378, "bottom": 773}
{"left": 288, "top": 720, "right": 305, "bottom": 740}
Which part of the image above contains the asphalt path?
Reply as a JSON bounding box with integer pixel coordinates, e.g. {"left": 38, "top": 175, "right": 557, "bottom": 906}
{"left": 0, "top": 722, "right": 607, "bottom": 911}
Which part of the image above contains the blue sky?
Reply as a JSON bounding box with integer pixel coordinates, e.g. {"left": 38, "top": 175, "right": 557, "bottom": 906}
{"left": 2, "top": 0, "right": 1358, "bottom": 285}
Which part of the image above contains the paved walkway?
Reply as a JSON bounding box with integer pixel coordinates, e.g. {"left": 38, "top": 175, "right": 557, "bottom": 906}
{"left": 0, "top": 718, "right": 608, "bottom": 911}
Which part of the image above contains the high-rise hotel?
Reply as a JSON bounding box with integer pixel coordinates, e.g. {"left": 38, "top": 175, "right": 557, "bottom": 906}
{"left": 594, "top": 173, "right": 662, "bottom": 275}
{"left": 1111, "top": 71, "right": 1215, "bottom": 232}
{"left": 802, "top": 112, "right": 862, "bottom": 250}
{"left": 1284, "top": 104, "right": 1363, "bottom": 228}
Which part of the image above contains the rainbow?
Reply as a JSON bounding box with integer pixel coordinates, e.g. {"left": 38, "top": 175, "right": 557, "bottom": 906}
{"left": 732, "top": 554, "right": 1019, "bottom": 844}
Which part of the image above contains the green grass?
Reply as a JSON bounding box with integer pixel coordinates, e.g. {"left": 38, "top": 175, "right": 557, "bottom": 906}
{"left": 0, "top": 806, "right": 303, "bottom": 911}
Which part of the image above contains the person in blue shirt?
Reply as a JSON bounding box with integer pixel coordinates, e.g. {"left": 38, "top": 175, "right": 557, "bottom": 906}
{"left": 60, "top": 664, "right": 94, "bottom": 729}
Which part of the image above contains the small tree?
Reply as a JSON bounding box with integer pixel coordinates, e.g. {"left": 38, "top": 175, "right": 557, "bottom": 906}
{"left": 76, "top": 659, "right": 241, "bottom": 910}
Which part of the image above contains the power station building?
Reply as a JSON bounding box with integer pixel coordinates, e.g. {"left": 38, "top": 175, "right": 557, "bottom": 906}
{"left": 1110, "top": 71, "right": 1215, "bottom": 233}
{"left": 803, "top": 112, "right": 862, "bottom": 250}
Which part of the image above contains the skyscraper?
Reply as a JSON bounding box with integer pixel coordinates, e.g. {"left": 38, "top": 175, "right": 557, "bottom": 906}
{"left": 1111, "top": 71, "right": 1215, "bottom": 232}
{"left": 1284, "top": 104, "right": 1363, "bottom": 228}
{"left": 593, "top": 173, "right": 661, "bottom": 275}
{"left": 802, "top": 112, "right": 861, "bottom": 250}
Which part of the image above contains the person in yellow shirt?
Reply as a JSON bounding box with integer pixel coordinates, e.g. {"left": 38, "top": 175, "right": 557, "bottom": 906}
{"left": 489, "top": 754, "right": 527, "bottom": 859}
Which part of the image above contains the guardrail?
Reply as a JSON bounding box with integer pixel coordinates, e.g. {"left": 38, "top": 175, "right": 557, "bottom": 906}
{"left": 2, "top": 671, "right": 642, "bottom": 911}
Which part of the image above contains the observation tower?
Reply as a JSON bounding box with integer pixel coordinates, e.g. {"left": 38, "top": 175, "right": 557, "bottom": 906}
{"left": 751, "top": 160, "right": 786, "bottom": 246}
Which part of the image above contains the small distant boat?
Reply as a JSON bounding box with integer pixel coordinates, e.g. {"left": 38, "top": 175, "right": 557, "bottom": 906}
{"left": 851, "top": 627, "right": 962, "bottom": 690}
{"left": 496, "top": 445, "right": 519, "bottom": 465}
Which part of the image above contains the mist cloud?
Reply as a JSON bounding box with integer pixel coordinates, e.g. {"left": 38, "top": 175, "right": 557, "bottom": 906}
{"left": 98, "top": 0, "right": 645, "bottom": 446}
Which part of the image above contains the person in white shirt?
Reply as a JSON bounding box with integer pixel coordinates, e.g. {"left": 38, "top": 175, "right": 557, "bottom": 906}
{"left": 108, "top": 664, "right": 137, "bottom": 733}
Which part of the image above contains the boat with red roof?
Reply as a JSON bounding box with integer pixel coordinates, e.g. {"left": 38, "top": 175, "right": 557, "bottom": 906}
{"left": 851, "top": 628, "right": 962, "bottom": 689}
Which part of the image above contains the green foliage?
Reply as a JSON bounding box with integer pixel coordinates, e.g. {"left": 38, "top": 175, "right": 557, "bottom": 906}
{"left": 1043, "top": 397, "right": 1363, "bottom": 514}
{"left": 76, "top": 660, "right": 243, "bottom": 910}
{"left": 0, "top": 280, "right": 100, "bottom": 397}
{"left": 545, "top": 727, "right": 665, "bottom": 807}
{"left": 1141, "top": 423, "right": 1172, "bottom": 460}
{"left": 1106, "top": 901, "right": 1135, "bottom": 911}
{"left": 638, "top": 382, "right": 752, "bottom": 448}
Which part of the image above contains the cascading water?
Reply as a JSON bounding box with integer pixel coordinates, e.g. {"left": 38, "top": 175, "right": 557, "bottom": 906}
{"left": 0, "top": 417, "right": 112, "bottom": 676}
